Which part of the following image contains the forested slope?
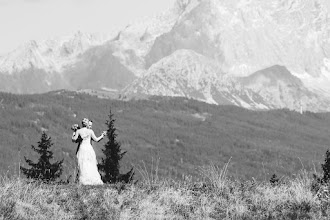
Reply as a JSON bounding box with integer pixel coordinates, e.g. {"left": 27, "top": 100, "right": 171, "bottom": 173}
{"left": 1, "top": 90, "right": 329, "bottom": 181}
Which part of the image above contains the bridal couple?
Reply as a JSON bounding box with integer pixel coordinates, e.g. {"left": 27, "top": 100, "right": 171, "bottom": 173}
{"left": 72, "top": 118, "right": 106, "bottom": 185}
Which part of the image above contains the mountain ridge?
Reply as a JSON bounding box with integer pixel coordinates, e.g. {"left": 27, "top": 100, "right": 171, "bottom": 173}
{"left": 0, "top": 31, "right": 114, "bottom": 74}
{"left": 2, "top": 0, "right": 330, "bottom": 112}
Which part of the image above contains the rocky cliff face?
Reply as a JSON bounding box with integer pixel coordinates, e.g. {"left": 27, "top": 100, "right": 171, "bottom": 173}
{"left": 124, "top": 49, "right": 330, "bottom": 111}
{"left": 125, "top": 0, "right": 330, "bottom": 111}
{"left": 1, "top": 0, "right": 330, "bottom": 111}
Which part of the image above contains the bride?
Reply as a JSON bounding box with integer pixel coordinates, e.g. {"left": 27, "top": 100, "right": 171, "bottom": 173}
{"left": 72, "top": 118, "right": 106, "bottom": 185}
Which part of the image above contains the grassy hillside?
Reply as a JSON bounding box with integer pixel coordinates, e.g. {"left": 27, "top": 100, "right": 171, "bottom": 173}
{"left": 0, "top": 90, "right": 330, "bottom": 181}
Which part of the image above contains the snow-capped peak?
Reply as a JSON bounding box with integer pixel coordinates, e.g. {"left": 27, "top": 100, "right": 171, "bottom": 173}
{"left": 0, "top": 31, "right": 115, "bottom": 74}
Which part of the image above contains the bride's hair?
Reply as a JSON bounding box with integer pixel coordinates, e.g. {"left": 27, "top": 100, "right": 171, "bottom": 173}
{"left": 87, "top": 120, "right": 93, "bottom": 129}
{"left": 82, "top": 118, "right": 89, "bottom": 127}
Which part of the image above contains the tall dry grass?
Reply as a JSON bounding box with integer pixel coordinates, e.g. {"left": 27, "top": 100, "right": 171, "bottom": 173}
{"left": 1, "top": 163, "right": 330, "bottom": 219}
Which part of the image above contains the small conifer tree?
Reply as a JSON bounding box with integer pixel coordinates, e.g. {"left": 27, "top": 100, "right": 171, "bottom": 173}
{"left": 98, "top": 110, "right": 134, "bottom": 183}
{"left": 20, "top": 132, "right": 63, "bottom": 183}
{"left": 321, "top": 149, "right": 330, "bottom": 183}
{"left": 270, "top": 173, "right": 280, "bottom": 186}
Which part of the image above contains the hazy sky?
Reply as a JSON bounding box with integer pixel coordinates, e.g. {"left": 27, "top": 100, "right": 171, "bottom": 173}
{"left": 0, "top": 0, "right": 176, "bottom": 55}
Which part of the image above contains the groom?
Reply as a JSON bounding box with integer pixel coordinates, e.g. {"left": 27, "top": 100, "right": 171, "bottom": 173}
{"left": 87, "top": 120, "right": 93, "bottom": 145}
{"left": 72, "top": 124, "right": 82, "bottom": 155}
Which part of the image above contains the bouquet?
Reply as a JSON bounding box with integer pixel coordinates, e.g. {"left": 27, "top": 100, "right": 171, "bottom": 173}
{"left": 71, "top": 124, "right": 80, "bottom": 131}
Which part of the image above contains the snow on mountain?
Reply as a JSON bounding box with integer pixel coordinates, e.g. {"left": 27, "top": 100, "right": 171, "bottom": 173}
{"left": 109, "top": 7, "right": 181, "bottom": 77}
{"left": 0, "top": 6, "right": 179, "bottom": 92}
{"left": 64, "top": 44, "right": 136, "bottom": 91}
{"left": 124, "top": 49, "right": 330, "bottom": 111}
{"left": 124, "top": 49, "right": 261, "bottom": 107}
{"left": 122, "top": 0, "right": 330, "bottom": 111}
{"left": 144, "top": 0, "right": 330, "bottom": 96}
{"left": 0, "top": 5, "right": 180, "bottom": 77}
{"left": 124, "top": 49, "right": 222, "bottom": 104}
{"left": 239, "top": 65, "right": 330, "bottom": 111}
{"left": 0, "top": 31, "right": 114, "bottom": 74}
{"left": 2, "top": 0, "right": 330, "bottom": 112}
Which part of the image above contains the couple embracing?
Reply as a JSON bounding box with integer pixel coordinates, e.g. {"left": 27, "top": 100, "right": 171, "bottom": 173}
{"left": 72, "top": 118, "right": 106, "bottom": 185}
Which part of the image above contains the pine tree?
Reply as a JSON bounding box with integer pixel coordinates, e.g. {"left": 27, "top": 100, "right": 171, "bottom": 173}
{"left": 321, "top": 149, "right": 330, "bottom": 183}
{"left": 20, "top": 132, "right": 63, "bottom": 183}
{"left": 98, "top": 110, "right": 134, "bottom": 183}
{"left": 269, "top": 173, "right": 280, "bottom": 186}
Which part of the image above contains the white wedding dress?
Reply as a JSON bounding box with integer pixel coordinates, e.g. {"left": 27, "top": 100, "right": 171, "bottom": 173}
{"left": 76, "top": 131, "right": 103, "bottom": 185}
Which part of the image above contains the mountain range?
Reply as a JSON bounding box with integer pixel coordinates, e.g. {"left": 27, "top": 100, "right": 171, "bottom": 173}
{"left": 1, "top": 0, "right": 330, "bottom": 112}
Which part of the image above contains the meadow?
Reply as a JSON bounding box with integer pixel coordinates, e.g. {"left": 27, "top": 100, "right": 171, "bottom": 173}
{"left": 1, "top": 163, "right": 330, "bottom": 219}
